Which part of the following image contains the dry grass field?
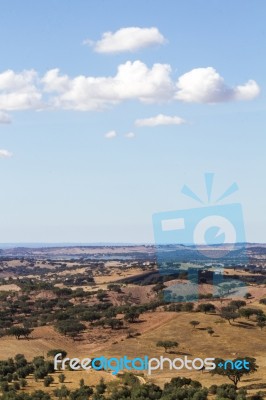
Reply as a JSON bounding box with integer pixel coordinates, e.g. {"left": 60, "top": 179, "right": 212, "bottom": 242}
{"left": 1, "top": 303, "right": 265, "bottom": 394}
{"left": 95, "top": 307, "right": 266, "bottom": 390}
{"left": 1, "top": 245, "right": 266, "bottom": 398}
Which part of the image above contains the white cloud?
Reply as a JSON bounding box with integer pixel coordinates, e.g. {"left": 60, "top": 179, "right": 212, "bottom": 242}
{"left": 42, "top": 61, "right": 174, "bottom": 111}
{"left": 42, "top": 69, "right": 70, "bottom": 93}
{"left": 135, "top": 114, "right": 186, "bottom": 127}
{"left": 0, "top": 111, "right": 11, "bottom": 124}
{"left": 0, "top": 69, "right": 42, "bottom": 111}
{"left": 176, "top": 67, "right": 260, "bottom": 103}
{"left": 0, "top": 65, "right": 260, "bottom": 118}
{"left": 125, "top": 132, "right": 135, "bottom": 138}
{"left": 105, "top": 130, "right": 117, "bottom": 139}
{"left": 234, "top": 80, "right": 260, "bottom": 100}
{"left": 0, "top": 149, "right": 13, "bottom": 158}
{"left": 40, "top": 65, "right": 260, "bottom": 112}
{"left": 87, "top": 27, "right": 165, "bottom": 54}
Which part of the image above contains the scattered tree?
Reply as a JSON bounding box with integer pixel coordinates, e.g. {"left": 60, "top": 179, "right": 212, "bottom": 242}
{"left": 58, "top": 373, "right": 65, "bottom": 383}
{"left": 212, "top": 357, "right": 258, "bottom": 387}
{"left": 8, "top": 326, "right": 33, "bottom": 340}
{"left": 197, "top": 303, "right": 216, "bottom": 314}
{"left": 44, "top": 375, "right": 54, "bottom": 387}
{"left": 156, "top": 340, "right": 178, "bottom": 353}
{"left": 221, "top": 307, "right": 239, "bottom": 325}
{"left": 189, "top": 321, "right": 200, "bottom": 329}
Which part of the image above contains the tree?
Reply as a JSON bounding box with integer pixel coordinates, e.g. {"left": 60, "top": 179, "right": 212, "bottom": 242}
{"left": 20, "top": 379, "right": 27, "bottom": 388}
{"left": 8, "top": 327, "right": 33, "bottom": 340}
{"left": 31, "top": 390, "right": 52, "bottom": 399}
{"left": 13, "top": 381, "right": 20, "bottom": 391}
{"left": 58, "top": 373, "right": 65, "bottom": 383}
{"left": 34, "top": 367, "right": 49, "bottom": 381}
{"left": 182, "top": 302, "right": 194, "bottom": 312}
{"left": 229, "top": 300, "right": 246, "bottom": 310}
{"left": 16, "top": 364, "right": 34, "bottom": 378}
{"left": 56, "top": 320, "right": 85, "bottom": 339}
{"left": 163, "top": 377, "right": 207, "bottom": 400}
{"left": 107, "top": 284, "right": 122, "bottom": 293}
{"left": 96, "top": 291, "right": 108, "bottom": 302}
{"left": 69, "top": 385, "right": 93, "bottom": 400}
{"left": 44, "top": 376, "right": 54, "bottom": 387}
{"left": 33, "top": 356, "right": 45, "bottom": 369}
{"left": 212, "top": 357, "right": 258, "bottom": 387}
{"left": 257, "top": 313, "right": 266, "bottom": 322}
{"left": 54, "top": 385, "right": 70, "bottom": 399}
{"left": 221, "top": 307, "right": 239, "bottom": 325}
{"left": 250, "top": 393, "right": 264, "bottom": 400}
{"left": 95, "top": 378, "right": 106, "bottom": 395}
{"left": 239, "top": 308, "right": 263, "bottom": 320}
{"left": 156, "top": 340, "right": 178, "bottom": 353}
{"left": 189, "top": 321, "right": 200, "bottom": 329}
{"left": 207, "top": 328, "right": 214, "bottom": 336}
{"left": 6, "top": 373, "right": 13, "bottom": 382}
{"left": 0, "top": 381, "right": 9, "bottom": 393}
{"left": 124, "top": 309, "right": 140, "bottom": 323}
{"left": 197, "top": 303, "right": 215, "bottom": 314}
{"left": 81, "top": 311, "right": 101, "bottom": 323}
{"left": 14, "top": 354, "right": 27, "bottom": 368}
{"left": 105, "top": 318, "right": 123, "bottom": 330}
{"left": 257, "top": 320, "right": 266, "bottom": 330}
{"left": 216, "top": 384, "right": 246, "bottom": 400}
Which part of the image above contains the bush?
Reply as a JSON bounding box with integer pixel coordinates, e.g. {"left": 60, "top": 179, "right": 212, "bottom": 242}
{"left": 12, "top": 381, "right": 20, "bottom": 391}
{"left": 7, "top": 326, "right": 33, "bottom": 340}
{"left": 182, "top": 302, "right": 194, "bottom": 312}
{"left": 156, "top": 340, "right": 178, "bottom": 353}
{"left": 209, "top": 384, "right": 217, "bottom": 394}
{"left": 58, "top": 373, "right": 65, "bottom": 383}
{"left": 20, "top": 379, "right": 27, "bottom": 388}
{"left": 197, "top": 303, "right": 216, "bottom": 314}
{"left": 44, "top": 375, "right": 54, "bottom": 387}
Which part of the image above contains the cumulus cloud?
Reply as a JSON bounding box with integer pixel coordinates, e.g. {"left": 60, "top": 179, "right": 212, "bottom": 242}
{"left": 125, "top": 132, "right": 135, "bottom": 138}
{"left": 105, "top": 130, "right": 117, "bottom": 139}
{"left": 176, "top": 67, "right": 260, "bottom": 103}
{"left": 234, "top": 80, "right": 260, "bottom": 101}
{"left": 86, "top": 27, "right": 165, "bottom": 54}
{"left": 0, "top": 65, "right": 260, "bottom": 119}
{"left": 42, "top": 69, "right": 70, "bottom": 93}
{"left": 0, "top": 69, "right": 42, "bottom": 111}
{"left": 0, "top": 149, "right": 13, "bottom": 158}
{"left": 42, "top": 61, "right": 174, "bottom": 111}
{"left": 38, "top": 66, "right": 260, "bottom": 111}
{"left": 135, "top": 113, "right": 186, "bottom": 127}
{"left": 0, "top": 111, "right": 11, "bottom": 124}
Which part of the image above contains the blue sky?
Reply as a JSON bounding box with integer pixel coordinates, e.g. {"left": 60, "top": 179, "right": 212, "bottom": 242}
{"left": 0, "top": 0, "right": 265, "bottom": 243}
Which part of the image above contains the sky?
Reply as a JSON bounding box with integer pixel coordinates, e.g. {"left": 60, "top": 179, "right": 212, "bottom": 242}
{"left": 0, "top": 0, "right": 265, "bottom": 244}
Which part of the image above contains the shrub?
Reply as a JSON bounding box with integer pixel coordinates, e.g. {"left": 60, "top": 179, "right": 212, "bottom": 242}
{"left": 44, "top": 375, "right": 54, "bottom": 387}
